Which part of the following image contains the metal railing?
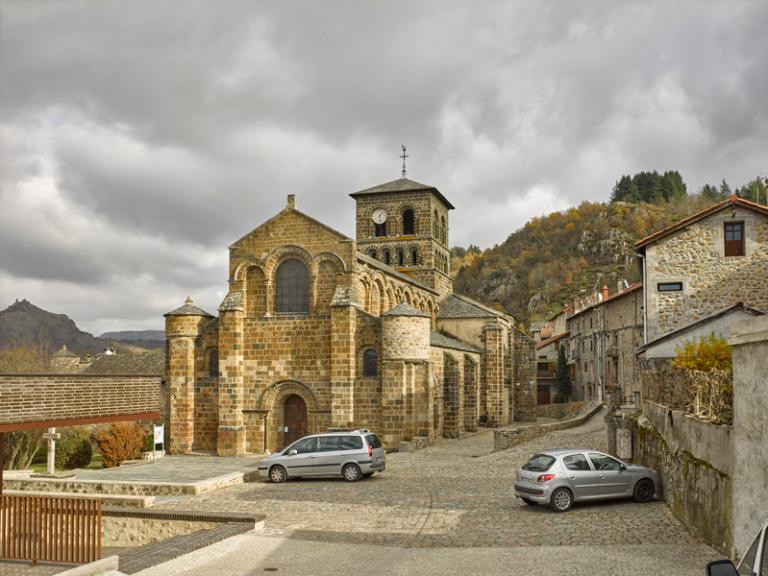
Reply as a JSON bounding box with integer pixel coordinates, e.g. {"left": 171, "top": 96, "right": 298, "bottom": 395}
{"left": 0, "top": 494, "right": 102, "bottom": 565}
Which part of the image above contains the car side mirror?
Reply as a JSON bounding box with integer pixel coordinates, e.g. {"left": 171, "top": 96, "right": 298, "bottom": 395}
{"left": 288, "top": 449, "right": 298, "bottom": 456}
{"left": 619, "top": 463, "right": 627, "bottom": 472}
{"left": 706, "top": 559, "right": 739, "bottom": 576}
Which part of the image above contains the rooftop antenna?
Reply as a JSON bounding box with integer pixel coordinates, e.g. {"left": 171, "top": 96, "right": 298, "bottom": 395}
{"left": 400, "top": 145, "right": 409, "bottom": 178}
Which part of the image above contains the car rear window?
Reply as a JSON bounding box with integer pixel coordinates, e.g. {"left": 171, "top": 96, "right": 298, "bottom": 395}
{"left": 522, "top": 454, "right": 556, "bottom": 472}
{"left": 365, "top": 434, "right": 382, "bottom": 449}
{"left": 340, "top": 436, "right": 363, "bottom": 450}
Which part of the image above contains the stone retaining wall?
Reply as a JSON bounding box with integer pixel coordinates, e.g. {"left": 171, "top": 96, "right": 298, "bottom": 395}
{"left": 494, "top": 402, "right": 601, "bottom": 451}
{"left": 609, "top": 400, "right": 733, "bottom": 555}
{"left": 535, "top": 401, "right": 585, "bottom": 420}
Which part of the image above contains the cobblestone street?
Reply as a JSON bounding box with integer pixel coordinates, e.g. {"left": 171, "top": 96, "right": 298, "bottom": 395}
{"left": 147, "top": 410, "right": 722, "bottom": 575}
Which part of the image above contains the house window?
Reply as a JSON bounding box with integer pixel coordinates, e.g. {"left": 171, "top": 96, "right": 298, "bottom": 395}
{"left": 275, "top": 259, "right": 309, "bottom": 313}
{"left": 658, "top": 282, "right": 683, "bottom": 292}
{"left": 208, "top": 348, "right": 218, "bottom": 377}
{"left": 374, "top": 221, "right": 387, "bottom": 237}
{"left": 363, "top": 349, "right": 378, "bottom": 377}
{"left": 724, "top": 221, "right": 745, "bottom": 257}
{"left": 403, "top": 209, "right": 415, "bottom": 235}
{"left": 397, "top": 249, "right": 404, "bottom": 267}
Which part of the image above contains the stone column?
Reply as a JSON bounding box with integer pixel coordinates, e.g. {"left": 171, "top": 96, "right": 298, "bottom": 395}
{"left": 729, "top": 315, "right": 768, "bottom": 558}
{"left": 482, "top": 321, "right": 504, "bottom": 427}
{"left": 165, "top": 297, "right": 213, "bottom": 454}
{"left": 217, "top": 292, "right": 246, "bottom": 456}
{"left": 330, "top": 287, "right": 358, "bottom": 429}
{"left": 43, "top": 428, "right": 60, "bottom": 475}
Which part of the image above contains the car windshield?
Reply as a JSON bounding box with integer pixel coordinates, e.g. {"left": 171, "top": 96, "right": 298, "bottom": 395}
{"left": 522, "top": 454, "right": 556, "bottom": 472}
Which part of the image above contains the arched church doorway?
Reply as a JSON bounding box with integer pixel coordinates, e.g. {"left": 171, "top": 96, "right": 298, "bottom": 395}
{"left": 282, "top": 394, "right": 307, "bottom": 446}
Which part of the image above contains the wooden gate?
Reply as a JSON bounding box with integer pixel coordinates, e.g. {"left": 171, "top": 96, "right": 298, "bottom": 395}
{"left": 537, "top": 385, "right": 551, "bottom": 405}
{"left": 0, "top": 494, "right": 102, "bottom": 565}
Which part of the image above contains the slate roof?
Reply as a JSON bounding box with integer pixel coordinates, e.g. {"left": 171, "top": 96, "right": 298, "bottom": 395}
{"left": 437, "top": 294, "right": 506, "bottom": 319}
{"left": 382, "top": 303, "right": 430, "bottom": 318}
{"left": 81, "top": 350, "right": 165, "bottom": 376}
{"left": 349, "top": 177, "right": 455, "bottom": 210}
{"left": 635, "top": 195, "right": 768, "bottom": 250}
{"left": 430, "top": 331, "right": 481, "bottom": 353}
{"left": 356, "top": 253, "right": 437, "bottom": 294}
{"left": 164, "top": 297, "right": 214, "bottom": 317}
{"left": 637, "top": 302, "right": 764, "bottom": 354}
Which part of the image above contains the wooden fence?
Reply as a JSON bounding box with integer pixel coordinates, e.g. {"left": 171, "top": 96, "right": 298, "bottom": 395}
{"left": 0, "top": 494, "right": 102, "bottom": 565}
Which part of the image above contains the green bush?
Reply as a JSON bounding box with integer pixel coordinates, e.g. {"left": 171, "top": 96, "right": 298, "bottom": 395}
{"left": 55, "top": 427, "right": 93, "bottom": 469}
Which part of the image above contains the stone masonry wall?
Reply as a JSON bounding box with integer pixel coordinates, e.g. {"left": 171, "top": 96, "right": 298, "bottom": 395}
{"left": 511, "top": 326, "right": 537, "bottom": 422}
{"left": 0, "top": 374, "right": 161, "bottom": 428}
{"left": 646, "top": 206, "right": 768, "bottom": 341}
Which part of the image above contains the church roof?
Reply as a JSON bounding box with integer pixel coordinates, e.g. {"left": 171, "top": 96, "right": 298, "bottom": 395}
{"left": 164, "top": 297, "right": 214, "bottom": 317}
{"left": 81, "top": 350, "right": 165, "bottom": 376}
{"left": 356, "top": 253, "right": 437, "bottom": 294}
{"left": 350, "top": 178, "right": 455, "bottom": 210}
{"left": 382, "top": 303, "right": 430, "bottom": 318}
{"left": 438, "top": 294, "right": 510, "bottom": 320}
{"left": 430, "top": 331, "right": 481, "bottom": 353}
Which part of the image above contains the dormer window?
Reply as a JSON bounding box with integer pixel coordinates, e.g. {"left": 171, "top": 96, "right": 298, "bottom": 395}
{"left": 724, "top": 222, "right": 744, "bottom": 256}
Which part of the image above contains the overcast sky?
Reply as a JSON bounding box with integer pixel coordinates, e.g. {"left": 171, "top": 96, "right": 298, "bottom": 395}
{"left": 1, "top": 1, "right": 766, "bottom": 334}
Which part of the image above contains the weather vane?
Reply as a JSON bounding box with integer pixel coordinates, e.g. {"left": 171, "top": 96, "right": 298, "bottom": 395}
{"left": 400, "top": 145, "right": 409, "bottom": 178}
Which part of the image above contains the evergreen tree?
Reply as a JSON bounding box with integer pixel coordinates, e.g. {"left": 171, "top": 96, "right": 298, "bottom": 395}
{"left": 556, "top": 345, "right": 571, "bottom": 401}
{"left": 719, "top": 179, "right": 732, "bottom": 198}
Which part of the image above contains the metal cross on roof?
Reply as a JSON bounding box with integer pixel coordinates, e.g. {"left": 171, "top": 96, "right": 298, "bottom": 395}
{"left": 400, "top": 145, "right": 409, "bottom": 178}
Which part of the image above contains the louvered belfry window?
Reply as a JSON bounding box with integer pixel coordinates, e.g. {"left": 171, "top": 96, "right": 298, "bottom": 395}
{"left": 724, "top": 222, "right": 745, "bottom": 257}
{"left": 275, "top": 259, "right": 309, "bottom": 313}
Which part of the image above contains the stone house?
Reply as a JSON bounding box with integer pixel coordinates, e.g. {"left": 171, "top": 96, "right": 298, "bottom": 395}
{"left": 566, "top": 282, "right": 643, "bottom": 402}
{"left": 534, "top": 310, "right": 570, "bottom": 404}
{"left": 164, "top": 177, "right": 536, "bottom": 456}
{"left": 635, "top": 195, "right": 768, "bottom": 343}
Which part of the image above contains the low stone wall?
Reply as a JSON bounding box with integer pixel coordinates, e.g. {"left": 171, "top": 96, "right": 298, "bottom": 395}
{"left": 101, "top": 507, "right": 261, "bottom": 548}
{"left": 494, "top": 402, "right": 601, "bottom": 451}
{"left": 535, "top": 401, "right": 584, "bottom": 420}
{"left": 610, "top": 401, "right": 733, "bottom": 555}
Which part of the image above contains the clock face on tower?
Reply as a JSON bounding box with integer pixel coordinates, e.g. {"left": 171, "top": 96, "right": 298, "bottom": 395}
{"left": 372, "top": 209, "right": 388, "bottom": 224}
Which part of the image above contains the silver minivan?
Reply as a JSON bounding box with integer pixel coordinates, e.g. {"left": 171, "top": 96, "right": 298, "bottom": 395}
{"left": 258, "top": 429, "right": 386, "bottom": 483}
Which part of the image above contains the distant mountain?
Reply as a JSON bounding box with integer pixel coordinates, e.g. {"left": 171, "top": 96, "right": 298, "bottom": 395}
{"left": 0, "top": 299, "right": 109, "bottom": 354}
{"left": 100, "top": 330, "right": 165, "bottom": 342}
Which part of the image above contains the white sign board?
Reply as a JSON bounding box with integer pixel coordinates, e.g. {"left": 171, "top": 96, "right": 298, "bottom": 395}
{"left": 154, "top": 425, "right": 164, "bottom": 444}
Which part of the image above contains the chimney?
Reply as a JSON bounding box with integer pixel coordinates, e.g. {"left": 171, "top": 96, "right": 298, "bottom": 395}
{"left": 617, "top": 280, "right": 624, "bottom": 294}
{"left": 602, "top": 284, "right": 609, "bottom": 301}
{"left": 287, "top": 194, "right": 296, "bottom": 209}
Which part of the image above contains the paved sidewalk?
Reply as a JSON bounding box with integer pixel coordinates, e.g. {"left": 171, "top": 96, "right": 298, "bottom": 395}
{"left": 135, "top": 532, "right": 721, "bottom": 576}
{"left": 74, "top": 456, "right": 263, "bottom": 483}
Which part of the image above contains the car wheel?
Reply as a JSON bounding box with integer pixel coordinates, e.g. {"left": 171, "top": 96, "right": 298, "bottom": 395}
{"left": 342, "top": 463, "right": 362, "bottom": 482}
{"left": 633, "top": 479, "right": 655, "bottom": 503}
{"left": 521, "top": 498, "right": 537, "bottom": 506}
{"left": 269, "top": 465, "right": 287, "bottom": 484}
{"left": 549, "top": 488, "right": 573, "bottom": 512}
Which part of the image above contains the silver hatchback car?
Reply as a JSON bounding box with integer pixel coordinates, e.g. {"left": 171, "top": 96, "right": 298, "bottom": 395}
{"left": 514, "top": 449, "right": 659, "bottom": 512}
{"left": 258, "top": 429, "right": 386, "bottom": 483}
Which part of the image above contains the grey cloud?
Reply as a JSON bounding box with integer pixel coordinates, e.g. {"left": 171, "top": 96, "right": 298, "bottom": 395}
{"left": 1, "top": 0, "right": 767, "bottom": 329}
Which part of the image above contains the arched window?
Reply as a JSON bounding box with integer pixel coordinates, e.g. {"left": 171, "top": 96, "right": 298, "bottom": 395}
{"left": 208, "top": 348, "right": 218, "bottom": 377}
{"left": 403, "top": 209, "right": 415, "bottom": 235}
{"left": 397, "top": 249, "right": 404, "bottom": 267}
{"left": 275, "top": 258, "right": 309, "bottom": 313}
{"left": 368, "top": 248, "right": 377, "bottom": 259}
{"left": 383, "top": 249, "right": 391, "bottom": 266}
{"left": 411, "top": 248, "right": 418, "bottom": 265}
{"left": 363, "top": 349, "right": 378, "bottom": 377}
{"left": 375, "top": 222, "right": 387, "bottom": 237}
{"left": 433, "top": 209, "right": 439, "bottom": 237}
{"left": 440, "top": 215, "right": 447, "bottom": 244}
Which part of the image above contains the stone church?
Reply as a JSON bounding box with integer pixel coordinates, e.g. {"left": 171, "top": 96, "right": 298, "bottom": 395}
{"left": 164, "top": 177, "right": 536, "bottom": 455}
